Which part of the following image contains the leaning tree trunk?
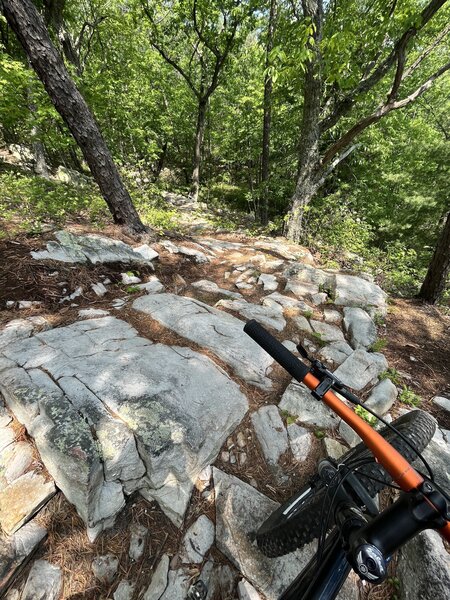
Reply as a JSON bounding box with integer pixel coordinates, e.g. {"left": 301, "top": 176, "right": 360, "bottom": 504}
{"left": 285, "top": 0, "right": 323, "bottom": 242}
{"left": 418, "top": 210, "right": 450, "bottom": 303}
{"left": 190, "top": 98, "right": 207, "bottom": 203}
{"left": 2, "top": 0, "right": 146, "bottom": 234}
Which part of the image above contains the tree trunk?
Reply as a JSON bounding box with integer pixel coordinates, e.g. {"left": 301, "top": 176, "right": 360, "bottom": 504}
{"left": 3, "top": 0, "right": 146, "bottom": 234}
{"left": 285, "top": 0, "right": 323, "bottom": 242}
{"left": 190, "top": 98, "right": 207, "bottom": 203}
{"left": 260, "top": 0, "right": 277, "bottom": 225}
{"left": 417, "top": 210, "right": 450, "bottom": 303}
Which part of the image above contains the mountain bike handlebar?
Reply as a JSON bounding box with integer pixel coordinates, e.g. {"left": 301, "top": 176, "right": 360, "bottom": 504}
{"left": 244, "top": 319, "right": 450, "bottom": 543}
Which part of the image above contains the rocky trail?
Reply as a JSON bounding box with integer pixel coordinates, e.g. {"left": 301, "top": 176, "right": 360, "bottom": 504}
{"left": 0, "top": 207, "right": 449, "bottom": 599}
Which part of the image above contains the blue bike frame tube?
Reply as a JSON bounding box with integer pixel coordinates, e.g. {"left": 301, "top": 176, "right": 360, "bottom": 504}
{"left": 279, "top": 530, "right": 351, "bottom": 600}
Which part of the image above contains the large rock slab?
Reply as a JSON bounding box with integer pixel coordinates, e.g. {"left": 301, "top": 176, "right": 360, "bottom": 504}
{"left": 133, "top": 294, "right": 274, "bottom": 389}
{"left": 31, "top": 230, "right": 158, "bottom": 265}
{"left": 279, "top": 382, "right": 338, "bottom": 430}
{"left": 332, "top": 273, "right": 387, "bottom": 315}
{"left": 0, "top": 316, "right": 248, "bottom": 533}
{"left": 214, "top": 468, "right": 358, "bottom": 600}
{"left": 333, "top": 350, "right": 388, "bottom": 391}
{"left": 0, "top": 521, "right": 47, "bottom": 596}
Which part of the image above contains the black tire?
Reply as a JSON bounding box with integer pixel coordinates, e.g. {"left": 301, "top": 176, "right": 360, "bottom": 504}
{"left": 257, "top": 409, "right": 436, "bottom": 558}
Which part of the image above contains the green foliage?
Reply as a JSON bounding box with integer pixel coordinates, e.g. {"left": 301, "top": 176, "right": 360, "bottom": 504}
{"left": 369, "top": 338, "right": 387, "bottom": 352}
{"left": 311, "top": 332, "right": 326, "bottom": 347}
{"left": 354, "top": 405, "right": 377, "bottom": 427}
{"left": 399, "top": 386, "right": 421, "bottom": 407}
{"left": 303, "top": 309, "right": 313, "bottom": 319}
{"left": 126, "top": 285, "right": 140, "bottom": 293}
{"left": 314, "top": 429, "right": 325, "bottom": 440}
{"left": 379, "top": 368, "right": 402, "bottom": 386}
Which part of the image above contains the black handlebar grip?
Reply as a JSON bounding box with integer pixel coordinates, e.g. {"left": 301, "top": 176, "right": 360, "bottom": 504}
{"left": 244, "top": 319, "right": 310, "bottom": 383}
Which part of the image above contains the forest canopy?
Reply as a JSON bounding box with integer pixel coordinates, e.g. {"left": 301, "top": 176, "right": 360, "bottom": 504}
{"left": 0, "top": 0, "right": 449, "bottom": 301}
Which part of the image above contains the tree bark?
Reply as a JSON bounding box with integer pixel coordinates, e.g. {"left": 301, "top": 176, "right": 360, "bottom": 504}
{"left": 285, "top": 0, "right": 323, "bottom": 242}
{"left": 190, "top": 98, "right": 207, "bottom": 203}
{"left": 3, "top": 0, "right": 146, "bottom": 234}
{"left": 260, "top": 0, "right": 277, "bottom": 225}
{"left": 418, "top": 210, "right": 450, "bottom": 303}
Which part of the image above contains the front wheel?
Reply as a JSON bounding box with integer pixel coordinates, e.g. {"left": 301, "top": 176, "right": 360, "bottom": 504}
{"left": 257, "top": 409, "right": 436, "bottom": 558}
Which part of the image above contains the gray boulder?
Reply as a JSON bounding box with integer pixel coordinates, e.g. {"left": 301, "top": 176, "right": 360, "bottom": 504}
{"left": 251, "top": 406, "right": 289, "bottom": 468}
{"left": 280, "top": 382, "right": 338, "bottom": 429}
{"left": 364, "top": 379, "right": 398, "bottom": 415}
{"left": 343, "top": 307, "right": 377, "bottom": 349}
{"left": 332, "top": 273, "right": 387, "bottom": 315}
{"left": 333, "top": 350, "right": 388, "bottom": 390}
{"left": 318, "top": 341, "right": 353, "bottom": 366}
{"left": 21, "top": 559, "right": 62, "bottom": 600}
{"left": 310, "top": 320, "right": 345, "bottom": 343}
{"left": 181, "top": 515, "right": 215, "bottom": 563}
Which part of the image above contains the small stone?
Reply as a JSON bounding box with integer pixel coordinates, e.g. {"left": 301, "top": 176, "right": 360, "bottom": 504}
{"left": 133, "top": 244, "right": 159, "bottom": 262}
{"left": 92, "top": 554, "right": 119, "bottom": 584}
{"left": 333, "top": 350, "right": 388, "bottom": 390}
{"left": 310, "top": 292, "right": 327, "bottom": 306}
{"left": 143, "top": 554, "right": 169, "bottom": 600}
{"left": 2, "top": 442, "right": 34, "bottom": 484}
{"left": 318, "top": 341, "right": 353, "bottom": 366}
{"left": 91, "top": 282, "right": 108, "bottom": 296}
{"left": 238, "top": 452, "right": 248, "bottom": 466}
{"left": 235, "top": 281, "right": 254, "bottom": 290}
{"left": 251, "top": 406, "right": 288, "bottom": 468}
{"left": 343, "top": 307, "right": 377, "bottom": 350}
{"left": 6, "top": 301, "right": 14, "bottom": 309}
{"left": 238, "top": 579, "right": 262, "bottom": 599}
{"left": 287, "top": 424, "right": 312, "bottom": 461}
{"left": 224, "top": 271, "right": 231, "bottom": 279}
{"left": 21, "top": 560, "right": 62, "bottom": 600}
{"left": 323, "top": 309, "right": 341, "bottom": 324}
{"left": 121, "top": 272, "right": 141, "bottom": 285}
{"left": 324, "top": 438, "right": 347, "bottom": 460}
{"left": 137, "top": 277, "right": 164, "bottom": 294}
{"left": 128, "top": 523, "right": 148, "bottom": 562}
{"left": 310, "top": 320, "right": 345, "bottom": 343}
{"left": 196, "top": 466, "right": 212, "bottom": 492}
{"left": 181, "top": 515, "right": 215, "bottom": 563}
{"left": 78, "top": 308, "right": 110, "bottom": 319}
{"left": 113, "top": 580, "right": 135, "bottom": 600}
{"left": 192, "top": 279, "right": 242, "bottom": 299}
{"left": 257, "top": 274, "right": 278, "bottom": 291}
{"left": 230, "top": 452, "right": 237, "bottom": 464}
{"left": 365, "top": 379, "right": 398, "bottom": 415}
{"left": 18, "top": 301, "right": 41, "bottom": 310}
{"left": 236, "top": 431, "right": 247, "bottom": 448}
{"left": 221, "top": 451, "right": 230, "bottom": 463}
{"left": 432, "top": 396, "right": 450, "bottom": 415}
{"left": 293, "top": 315, "right": 312, "bottom": 333}
{"left": 338, "top": 420, "right": 362, "bottom": 447}
{"left": 285, "top": 280, "right": 319, "bottom": 298}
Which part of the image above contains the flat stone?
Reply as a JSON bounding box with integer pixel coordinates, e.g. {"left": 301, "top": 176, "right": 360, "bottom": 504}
{"left": 0, "top": 441, "right": 34, "bottom": 484}
{"left": 397, "top": 529, "right": 450, "bottom": 600}
{"left": 324, "top": 438, "right": 347, "bottom": 460}
{"left": 137, "top": 277, "right": 164, "bottom": 294}
{"left": 192, "top": 280, "right": 242, "bottom": 299}
{"left": 343, "top": 307, "right": 377, "bottom": 349}
{"left": 293, "top": 315, "right": 312, "bottom": 333}
{"left": 133, "top": 294, "right": 274, "bottom": 389}
{"left": 159, "top": 568, "right": 190, "bottom": 600}
{"left": 238, "top": 579, "right": 262, "bottom": 599}
{"left": 262, "top": 293, "right": 312, "bottom": 314}
{"left": 216, "top": 299, "right": 286, "bottom": 332}
{"left": 338, "top": 419, "right": 362, "bottom": 447}
{"left": 128, "top": 523, "right": 148, "bottom": 562}
{"left": 213, "top": 468, "right": 358, "bottom": 600}
{"left": 311, "top": 292, "right": 328, "bottom": 305}
{"left": 279, "top": 382, "right": 338, "bottom": 429}
{"left": 21, "top": 559, "right": 62, "bottom": 600}
{"left": 310, "top": 320, "right": 345, "bottom": 343}
{"left": 92, "top": 554, "right": 119, "bottom": 584}
{"left": 0, "top": 471, "right": 56, "bottom": 534}
{"left": 91, "top": 282, "right": 108, "bottom": 296}
{"left": 318, "top": 341, "right": 353, "bottom": 366}
{"left": 134, "top": 244, "right": 159, "bottom": 261}
{"left": 143, "top": 554, "right": 170, "bottom": 600}
{"left": 113, "top": 581, "right": 135, "bottom": 600}
{"left": 0, "top": 521, "right": 47, "bottom": 596}
{"left": 78, "top": 308, "right": 110, "bottom": 319}
{"left": 333, "top": 350, "right": 388, "bottom": 390}
{"left": 323, "top": 309, "right": 341, "bottom": 324}
{"left": 287, "top": 424, "right": 313, "bottom": 461}
{"left": 332, "top": 273, "right": 387, "bottom": 315}
{"left": 251, "top": 406, "right": 288, "bottom": 468}
{"left": 32, "top": 231, "right": 158, "bottom": 265}
{"left": 364, "top": 379, "right": 398, "bottom": 415}
{"left": 433, "top": 396, "right": 450, "bottom": 415}
{"left": 121, "top": 272, "right": 141, "bottom": 285}
{"left": 285, "top": 280, "right": 319, "bottom": 299}
{"left": 181, "top": 515, "right": 215, "bottom": 563}
{"left": 257, "top": 274, "right": 278, "bottom": 291}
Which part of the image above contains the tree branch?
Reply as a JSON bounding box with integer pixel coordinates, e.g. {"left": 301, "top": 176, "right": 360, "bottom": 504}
{"left": 322, "top": 60, "right": 450, "bottom": 165}
{"left": 403, "top": 22, "right": 450, "bottom": 80}
{"left": 320, "top": 0, "right": 448, "bottom": 132}
{"left": 316, "top": 143, "right": 361, "bottom": 187}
